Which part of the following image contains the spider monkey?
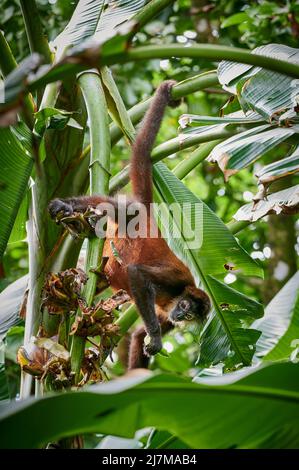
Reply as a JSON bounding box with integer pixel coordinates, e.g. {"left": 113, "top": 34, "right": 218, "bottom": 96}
{"left": 48, "top": 81, "right": 211, "bottom": 369}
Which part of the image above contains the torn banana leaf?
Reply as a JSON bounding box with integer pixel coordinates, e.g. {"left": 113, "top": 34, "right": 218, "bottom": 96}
{"left": 218, "top": 44, "right": 299, "bottom": 95}
{"left": 233, "top": 185, "right": 299, "bottom": 222}
{"left": 252, "top": 271, "right": 299, "bottom": 361}
{"left": 179, "top": 111, "right": 264, "bottom": 129}
{"left": 198, "top": 276, "right": 263, "bottom": 370}
{"left": 208, "top": 125, "right": 295, "bottom": 180}
{"left": 241, "top": 68, "right": 299, "bottom": 121}
{"left": 53, "top": 0, "right": 146, "bottom": 52}
{"left": 256, "top": 145, "right": 299, "bottom": 185}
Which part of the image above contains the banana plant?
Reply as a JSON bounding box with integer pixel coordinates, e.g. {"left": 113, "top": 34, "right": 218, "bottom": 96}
{"left": 0, "top": 0, "right": 299, "bottom": 450}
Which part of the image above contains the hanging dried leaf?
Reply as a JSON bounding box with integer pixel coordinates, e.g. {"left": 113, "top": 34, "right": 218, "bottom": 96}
{"left": 42, "top": 268, "right": 88, "bottom": 315}
{"left": 233, "top": 185, "right": 299, "bottom": 222}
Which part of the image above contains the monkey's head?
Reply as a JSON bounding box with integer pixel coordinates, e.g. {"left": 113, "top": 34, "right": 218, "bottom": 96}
{"left": 169, "top": 286, "right": 211, "bottom": 325}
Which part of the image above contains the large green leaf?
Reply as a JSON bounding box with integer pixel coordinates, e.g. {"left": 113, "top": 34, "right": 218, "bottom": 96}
{"left": 1, "top": 362, "right": 299, "bottom": 448}
{"left": 252, "top": 272, "right": 299, "bottom": 361}
{"left": 233, "top": 184, "right": 299, "bottom": 222}
{"left": 0, "top": 127, "right": 33, "bottom": 258}
{"left": 0, "top": 276, "right": 27, "bottom": 339}
{"left": 208, "top": 125, "right": 295, "bottom": 180}
{"left": 53, "top": 0, "right": 146, "bottom": 52}
{"left": 198, "top": 278, "right": 262, "bottom": 370}
{"left": 153, "top": 163, "right": 263, "bottom": 369}
{"left": 8, "top": 193, "right": 28, "bottom": 244}
{"left": 256, "top": 145, "right": 299, "bottom": 185}
{"left": 218, "top": 44, "right": 299, "bottom": 95}
{"left": 241, "top": 67, "right": 299, "bottom": 121}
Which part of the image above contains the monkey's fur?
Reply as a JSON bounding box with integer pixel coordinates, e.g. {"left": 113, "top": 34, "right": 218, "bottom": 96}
{"left": 49, "top": 81, "right": 211, "bottom": 369}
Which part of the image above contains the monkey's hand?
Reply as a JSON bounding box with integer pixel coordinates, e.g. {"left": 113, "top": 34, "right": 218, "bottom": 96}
{"left": 48, "top": 199, "right": 74, "bottom": 221}
{"left": 143, "top": 334, "right": 162, "bottom": 357}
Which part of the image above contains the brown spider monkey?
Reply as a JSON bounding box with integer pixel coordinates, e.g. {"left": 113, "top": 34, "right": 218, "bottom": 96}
{"left": 49, "top": 81, "right": 211, "bottom": 369}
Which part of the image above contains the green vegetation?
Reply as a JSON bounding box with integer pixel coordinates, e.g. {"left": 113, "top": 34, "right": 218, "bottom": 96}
{"left": 0, "top": 0, "right": 298, "bottom": 449}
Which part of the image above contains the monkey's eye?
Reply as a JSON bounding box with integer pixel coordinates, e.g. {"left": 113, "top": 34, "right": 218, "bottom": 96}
{"left": 179, "top": 299, "right": 190, "bottom": 311}
{"left": 184, "top": 312, "right": 194, "bottom": 321}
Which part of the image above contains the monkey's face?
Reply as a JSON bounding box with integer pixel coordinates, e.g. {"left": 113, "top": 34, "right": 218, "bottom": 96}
{"left": 169, "top": 290, "right": 211, "bottom": 325}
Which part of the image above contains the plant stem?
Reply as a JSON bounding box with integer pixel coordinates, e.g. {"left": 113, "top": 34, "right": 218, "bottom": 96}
{"left": 115, "top": 305, "right": 139, "bottom": 337}
{"left": 20, "top": 171, "right": 48, "bottom": 399}
{"left": 173, "top": 140, "right": 222, "bottom": 180}
{"left": 0, "top": 30, "right": 17, "bottom": 75}
{"left": 107, "top": 44, "right": 299, "bottom": 78}
{"left": 20, "top": 0, "right": 52, "bottom": 63}
{"left": 100, "top": 305, "right": 139, "bottom": 367}
{"left": 227, "top": 219, "right": 251, "bottom": 234}
{"left": 28, "top": 43, "right": 299, "bottom": 96}
{"left": 71, "top": 72, "right": 110, "bottom": 385}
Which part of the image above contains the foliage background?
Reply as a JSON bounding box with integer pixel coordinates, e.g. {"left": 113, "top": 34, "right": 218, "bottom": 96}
{"left": 0, "top": 0, "right": 298, "bottom": 449}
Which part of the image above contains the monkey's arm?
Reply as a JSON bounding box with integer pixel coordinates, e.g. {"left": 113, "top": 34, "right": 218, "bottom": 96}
{"left": 128, "top": 318, "right": 173, "bottom": 369}
{"left": 127, "top": 264, "right": 162, "bottom": 356}
{"left": 48, "top": 195, "right": 127, "bottom": 219}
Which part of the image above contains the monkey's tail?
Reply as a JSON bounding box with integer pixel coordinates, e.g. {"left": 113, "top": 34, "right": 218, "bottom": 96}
{"left": 130, "top": 81, "right": 179, "bottom": 207}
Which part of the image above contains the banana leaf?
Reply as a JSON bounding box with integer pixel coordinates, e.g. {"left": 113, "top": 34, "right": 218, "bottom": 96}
{"left": 0, "top": 127, "right": 33, "bottom": 258}
{"left": 153, "top": 162, "right": 263, "bottom": 369}
{"left": 1, "top": 362, "right": 299, "bottom": 448}
{"left": 233, "top": 185, "right": 299, "bottom": 222}
{"left": 252, "top": 271, "right": 299, "bottom": 360}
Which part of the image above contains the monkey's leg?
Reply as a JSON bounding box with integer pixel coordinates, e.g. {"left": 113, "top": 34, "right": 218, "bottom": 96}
{"left": 127, "top": 264, "right": 162, "bottom": 357}
{"left": 128, "top": 325, "right": 149, "bottom": 369}
{"left": 128, "top": 318, "right": 174, "bottom": 370}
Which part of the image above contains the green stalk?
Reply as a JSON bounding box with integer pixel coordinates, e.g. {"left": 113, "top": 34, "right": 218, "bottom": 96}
{"left": 109, "top": 125, "right": 241, "bottom": 193}
{"left": 107, "top": 45, "right": 299, "bottom": 78}
{"left": 227, "top": 219, "right": 251, "bottom": 234}
{"left": 0, "top": 30, "right": 17, "bottom": 75}
{"left": 173, "top": 140, "right": 222, "bottom": 180}
{"left": 20, "top": 170, "right": 48, "bottom": 399}
{"left": 71, "top": 72, "right": 110, "bottom": 385}
{"left": 20, "top": 0, "right": 52, "bottom": 63}
{"left": 29, "top": 43, "right": 299, "bottom": 92}
{"left": 99, "top": 305, "right": 139, "bottom": 367}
